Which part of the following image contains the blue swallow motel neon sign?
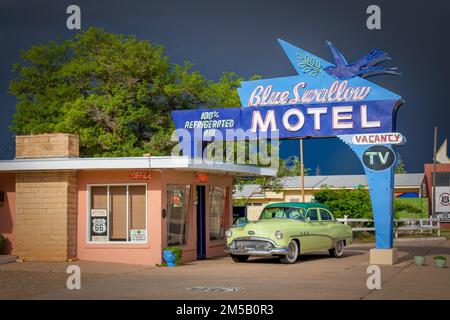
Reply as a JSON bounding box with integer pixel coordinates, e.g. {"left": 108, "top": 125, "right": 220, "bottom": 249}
{"left": 172, "top": 39, "right": 405, "bottom": 254}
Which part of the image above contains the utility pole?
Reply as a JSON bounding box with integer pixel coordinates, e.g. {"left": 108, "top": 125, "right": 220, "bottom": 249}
{"left": 432, "top": 126, "right": 438, "bottom": 218}
{"left": 300, "top": 139, "right": 305, "bottom": 202}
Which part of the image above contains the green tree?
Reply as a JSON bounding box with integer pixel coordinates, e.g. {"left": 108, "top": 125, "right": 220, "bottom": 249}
{"left": 9, "top": 27, "right": 245, "bottom": 157}
{"left": 394, "top": 159, "right": 406, "bottom": 173}
{"left": 313, "top": 186, "right": 373, "bottom": 219}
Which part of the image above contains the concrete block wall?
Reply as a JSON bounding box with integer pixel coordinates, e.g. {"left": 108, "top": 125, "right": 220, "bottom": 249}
{"left": 14, "top": 171, "right": 77, "bottom": 261}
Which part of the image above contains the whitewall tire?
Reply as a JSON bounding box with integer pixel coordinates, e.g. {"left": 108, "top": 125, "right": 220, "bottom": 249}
{"left": 280, "top": 240, "right": 299, "bottom": 264}
{"left": 329, "top": 240, "right": 344, "bottom": 258}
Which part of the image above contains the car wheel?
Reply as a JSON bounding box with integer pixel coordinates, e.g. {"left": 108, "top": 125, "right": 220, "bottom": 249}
{"left": 280, "top": 240, "right": 299, "bottom": 264}
{"left": 230, "top": 254, "right": 249, "bottom": 262}
{"left": 329, "top": 240, "right": 344, "bottom": 258}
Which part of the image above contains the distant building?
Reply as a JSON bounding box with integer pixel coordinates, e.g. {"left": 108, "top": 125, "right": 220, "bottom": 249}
{"left": 422, "top": 163, "right": 450, "bottom": 225}
{"left": 234, "top": 173, "right": 424, "bottom": 220}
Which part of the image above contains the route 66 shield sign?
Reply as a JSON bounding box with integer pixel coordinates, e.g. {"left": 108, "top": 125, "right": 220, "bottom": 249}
{"left": 92, "top": 218, "right": 107, "bottom": 234}
{"left": 90, "top": 216, "right": 108, "bottom": 241}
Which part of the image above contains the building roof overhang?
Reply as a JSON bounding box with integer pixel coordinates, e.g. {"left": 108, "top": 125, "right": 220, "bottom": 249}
{"left": 0, "top": 156, "right": 277, "bottom": 177}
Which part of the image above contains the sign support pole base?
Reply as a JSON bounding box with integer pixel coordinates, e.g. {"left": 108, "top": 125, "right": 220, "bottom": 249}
{"left": 370, "top": 248, "right": 398, "bottom": 265}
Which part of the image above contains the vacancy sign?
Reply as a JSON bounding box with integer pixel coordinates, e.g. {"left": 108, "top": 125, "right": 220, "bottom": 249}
{"left": 352, "top": 133, "right": 404, "bottom": 145}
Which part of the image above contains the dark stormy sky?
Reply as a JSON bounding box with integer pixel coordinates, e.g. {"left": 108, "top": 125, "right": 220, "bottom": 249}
{"left": 0, "top": 0, "right": 449, "bottom": 174}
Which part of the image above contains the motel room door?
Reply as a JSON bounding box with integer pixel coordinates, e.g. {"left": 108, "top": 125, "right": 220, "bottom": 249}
{"left": 196, "top": 185, "right": 206, "bottom": 259}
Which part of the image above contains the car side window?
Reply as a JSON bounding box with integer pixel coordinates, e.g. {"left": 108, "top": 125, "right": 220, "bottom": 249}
{"left": 274, "top": 210, "right": 285, "bottom": 218}
{"left": 286, "top": 208, "right": 304, "bottom": 220}
{"left": 320, "top": 209, "right": 333, "bottom": 221}
{"left": 306, "top": 209, "right": 319, "bottom": 221}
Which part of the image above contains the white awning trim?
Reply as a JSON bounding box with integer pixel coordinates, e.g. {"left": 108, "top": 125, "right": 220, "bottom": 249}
{"left": 0, "top": 156, "right": 276, "bottom": 177}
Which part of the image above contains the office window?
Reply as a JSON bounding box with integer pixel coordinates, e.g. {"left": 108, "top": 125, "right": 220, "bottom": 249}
{"left": 88, "top": 185, "right": 147, "bottom": 243}
{"left": 109, "top": 186, "right": 127, "bottom": 241}
{"left": 166, "top": 185, "right": 191, "bottom": 246}
{"left": 209, "top": 186, "right": 227, "bottom": 240}
{"left": 128, "top": 186, "right": 146, "bottom": 241}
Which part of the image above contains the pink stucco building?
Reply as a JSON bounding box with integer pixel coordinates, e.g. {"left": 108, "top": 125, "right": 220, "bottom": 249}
{"left": 0, "top": 134, "right": 274, "bottom": 265}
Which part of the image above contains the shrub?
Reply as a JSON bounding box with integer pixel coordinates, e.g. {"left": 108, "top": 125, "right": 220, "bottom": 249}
{"left": 314, "top": 186, "right": 426, "bottom": 219}
{"left": 434, "top": 256, "right": 446, "bottom": 260}
{"left": 394, "top": 201, "right": 422, "bottom": 214}
{"left": 163, "top": 247, "right": 183, "bottom": 265}
{"left": 0, "top": 234, "right": 5, "bottom": 252}
{"left": 313, "top": 186, "right": 372, "bottom": 219}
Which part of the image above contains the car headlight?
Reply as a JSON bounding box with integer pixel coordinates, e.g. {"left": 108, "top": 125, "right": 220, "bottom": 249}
{"left": 275, "top": 230, "right": 283, "bottom": 239}
{"left": 225, "top": 229, "right": 233, "bottom": 238}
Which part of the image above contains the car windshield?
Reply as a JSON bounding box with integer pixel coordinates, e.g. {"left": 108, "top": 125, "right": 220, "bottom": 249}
{"left": 259, "top": 207, "right": 306, "bottom": 221}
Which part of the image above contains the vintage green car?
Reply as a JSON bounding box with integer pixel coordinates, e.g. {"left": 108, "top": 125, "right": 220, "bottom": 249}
{"left": 225, "top": 202, "right": 353, "bottom": 264}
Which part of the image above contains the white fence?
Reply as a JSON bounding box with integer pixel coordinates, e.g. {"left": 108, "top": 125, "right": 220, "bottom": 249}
{"left": 337, "top": 216, "right": 442, "bottom": 238}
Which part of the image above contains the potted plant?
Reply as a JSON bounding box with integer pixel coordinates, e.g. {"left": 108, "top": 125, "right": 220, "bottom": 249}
{"left": 163, "top": 247, "right": 183, "bottom": 267}
{"left": 434, "top": 256, "right": 447, "bottom": 268}
{"left": 414, "top": 256, "right": 425, "bottom": 266}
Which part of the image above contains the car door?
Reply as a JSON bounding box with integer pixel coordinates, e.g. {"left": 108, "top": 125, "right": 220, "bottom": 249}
{"left": 319, "top": 209, "right": 334, "bottom": 249}
{"left": 303, "top": 208, "right": 328, "bottom": 251}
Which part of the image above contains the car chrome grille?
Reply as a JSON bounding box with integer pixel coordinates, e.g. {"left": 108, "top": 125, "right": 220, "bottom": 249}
{"left": 235, "top": 240, "right": 272, "bottom": 251}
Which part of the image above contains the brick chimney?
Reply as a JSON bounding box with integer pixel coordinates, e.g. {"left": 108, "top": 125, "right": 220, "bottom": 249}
{"left": 15, "top": 133, "right": 79, "bottom": 159}
{"left": 13, "top": 133, "right": 79, "bottom": 261}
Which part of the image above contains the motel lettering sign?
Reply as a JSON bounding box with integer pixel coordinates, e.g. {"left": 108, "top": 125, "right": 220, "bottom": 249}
{"left": 173, "top": 40, "right": 402, "bottom": 141}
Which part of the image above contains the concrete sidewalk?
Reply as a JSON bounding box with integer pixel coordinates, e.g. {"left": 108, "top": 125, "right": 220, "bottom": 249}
{"left": 0, "top": 240, "right": 449, "bottom": 300}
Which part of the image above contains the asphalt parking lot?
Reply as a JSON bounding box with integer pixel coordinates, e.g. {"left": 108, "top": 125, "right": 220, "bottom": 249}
{"left": 0, "top": 239, "right": 449, "bottom": 300}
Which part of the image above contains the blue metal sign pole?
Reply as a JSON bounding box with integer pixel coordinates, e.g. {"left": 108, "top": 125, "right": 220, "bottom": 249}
{"left": 338, "top": 135, "right": 398, "bottom": 249}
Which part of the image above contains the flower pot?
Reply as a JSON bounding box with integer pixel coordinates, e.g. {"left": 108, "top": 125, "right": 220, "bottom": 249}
{"left": 163, "top": 250, "right": 177, "bottom": 267}
{"left": 414, "top": 256, "right": 425, "bottom": 266}
{"left": 434, "top": 258, "right": 447, "bottom": 269}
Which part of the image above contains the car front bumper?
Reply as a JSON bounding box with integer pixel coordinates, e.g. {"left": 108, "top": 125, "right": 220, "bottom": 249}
{"left": 225, "top": 237, "right": 288, "bottom": 256}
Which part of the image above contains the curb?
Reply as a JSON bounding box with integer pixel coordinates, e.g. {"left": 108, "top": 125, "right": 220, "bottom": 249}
{"left": 0, "top": 255, "right": 17, "bottom": 265}
{"left": 394, "top": 237, "right": 447, "bottom": 242}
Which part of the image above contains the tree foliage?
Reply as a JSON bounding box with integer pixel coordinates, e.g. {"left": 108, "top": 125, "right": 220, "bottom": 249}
{"left": 9, "top": 27, "right": 246, "bottom": 157}
{"left": 313, "top": 186, "right": 373, "bottom": 219}
{"left": 10, "top": 27, "right": 305, "bottom": 198}
{"left": 394, "top": 158, "right": 406, "bottom": 173}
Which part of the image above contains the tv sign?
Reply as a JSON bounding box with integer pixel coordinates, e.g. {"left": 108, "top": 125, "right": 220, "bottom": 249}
{"left": 363, "top": 146, "right": 396, "bottom": 171}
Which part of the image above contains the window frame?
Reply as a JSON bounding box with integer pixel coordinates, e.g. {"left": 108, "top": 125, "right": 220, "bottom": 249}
{"left": 86, "top": 183, "right": 148, "bottom": 245}
{"left": 319, "top": 208, "right": 335, "bottom": 221}
{"left": 166, "top": 184, "right": 192, "bottom": 247}
{"left": 209, "top": 186, "right": 227, "bottom": 241}
{"left": 305, "top": 208, "right": 320, "bottom": 221}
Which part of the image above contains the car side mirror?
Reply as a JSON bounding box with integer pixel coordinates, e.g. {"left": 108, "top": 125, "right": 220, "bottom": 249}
{"left": 305, "top": 217, "right": 311, "bottom": 222}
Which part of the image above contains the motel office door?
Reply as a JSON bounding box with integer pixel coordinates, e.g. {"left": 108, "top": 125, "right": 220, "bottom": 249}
{"left": 196, "top": 185, "right": 206, "bottom": 259}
